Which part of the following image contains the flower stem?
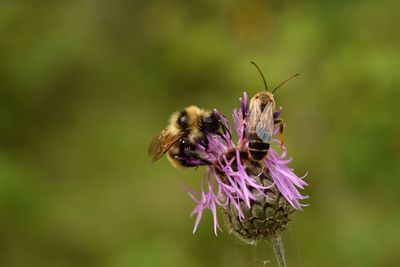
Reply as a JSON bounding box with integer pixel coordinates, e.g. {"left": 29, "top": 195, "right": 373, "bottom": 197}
{"left": 270, "top": 234, "right": 287, "bottom": 267}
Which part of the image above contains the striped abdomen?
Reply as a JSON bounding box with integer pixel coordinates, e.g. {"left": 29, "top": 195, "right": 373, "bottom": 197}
{"left": 248, "top": 132, "right": 270, "bottom": 160}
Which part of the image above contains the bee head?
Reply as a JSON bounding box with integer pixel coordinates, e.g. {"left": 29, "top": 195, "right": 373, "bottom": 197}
{"left": 174, "top": 106, "right": 204, "bottom": 132}
{"left": 255, "top": 91, "right": 274, "bottom": 104}
{"left": 250, "top": 91, "right": 275, "bottom": 111}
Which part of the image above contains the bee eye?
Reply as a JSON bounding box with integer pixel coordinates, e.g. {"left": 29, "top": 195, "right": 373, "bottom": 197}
{"left": 178, "top": 112, "right": 188, "bottom": 129}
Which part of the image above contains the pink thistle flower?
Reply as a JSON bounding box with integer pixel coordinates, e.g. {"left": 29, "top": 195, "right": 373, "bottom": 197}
{"left": 182, "top": 93, "right": 308, "bottom": 235}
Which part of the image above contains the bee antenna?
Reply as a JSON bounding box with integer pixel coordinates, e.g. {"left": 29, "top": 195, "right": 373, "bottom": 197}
{"left": 250, "top": 61, "right": 268, "bottom": 91}
{"left": 272, "top": 73, "right": 300, "bottom": 94}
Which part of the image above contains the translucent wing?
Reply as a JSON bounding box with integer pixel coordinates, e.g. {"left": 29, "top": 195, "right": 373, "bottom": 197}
{"left": 148, "top": 129, "right": 182, "bottom": 162}
{"left": 246, "top": 98, "right": 262, "bottom": 136}
{"left": 255, "top": 101, "right": 274, "bottom": 142}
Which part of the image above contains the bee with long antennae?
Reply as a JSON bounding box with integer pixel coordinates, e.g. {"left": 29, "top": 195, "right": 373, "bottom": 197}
{"left": 246, "top": 62, "right": 299, "bottom": 161}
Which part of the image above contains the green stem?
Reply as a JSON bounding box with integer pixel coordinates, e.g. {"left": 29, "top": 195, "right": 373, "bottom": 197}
{"left": 270, "top": 234, "right": 287, "bottom": 267}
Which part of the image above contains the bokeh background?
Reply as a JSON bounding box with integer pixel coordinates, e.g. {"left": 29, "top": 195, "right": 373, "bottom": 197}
{"left": 1, "top": 0, "right": 399, "bottom": 266}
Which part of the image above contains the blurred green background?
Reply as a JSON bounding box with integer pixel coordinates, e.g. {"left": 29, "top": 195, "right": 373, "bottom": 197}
{"left": 1, "top": 0, "right": 399, "bottom": 266}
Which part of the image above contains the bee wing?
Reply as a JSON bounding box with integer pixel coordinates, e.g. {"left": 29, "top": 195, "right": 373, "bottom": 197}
{"left": 148, "top": 129, "right": 182, "bottom": 162}
{"left": 246, "top": 98, "right": 262, "bottom": 135}
{"left": 255, "top": 101, "right": 274, "bottom": 142}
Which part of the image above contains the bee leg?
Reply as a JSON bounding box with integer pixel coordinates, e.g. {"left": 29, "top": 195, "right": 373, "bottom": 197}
{"left": 213, "top": 124, "right": 231, "bottom": 146}
{"left": 274, "top": 118, "right": 285, "bottom": 147}
{"left": 184, "top": 153, "right": 211, "bottom": 166}
{"left": 273, "top": 106, "right": 282, "bottom": 119}
{"left": 219, "top": 121, "right": 231, "bottom": 140}
{"left": 201, "top": 136, "right": 211, "bottom": 152}
{"left": 211, "top": 110, "right": 231, "bottom": 139}
{"left": 215, "top": 131, "right": 227, "bottom": 143}
{"left": 171, "top": 152, "right": 211, "bottom": 167}
{"left": 181, "top": 142, "right": 212, "bottom": 166}
{"left": 185, "top": 149, "right": 212, "bottom": 166}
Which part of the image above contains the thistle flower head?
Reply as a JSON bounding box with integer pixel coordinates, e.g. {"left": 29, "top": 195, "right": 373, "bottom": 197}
{"left": 182, "top": 93, "right": 308, "bottom": 236}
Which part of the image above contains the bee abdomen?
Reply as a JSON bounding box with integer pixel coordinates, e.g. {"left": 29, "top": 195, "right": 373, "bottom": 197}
{"left": 248, "top": 135, "right": 270, "bottom": 161}
{"left": 248, "top": 141, "right": 270, "bottom": 150}
{"left": 248, "top": 148, "right": 269, "bottom": 161}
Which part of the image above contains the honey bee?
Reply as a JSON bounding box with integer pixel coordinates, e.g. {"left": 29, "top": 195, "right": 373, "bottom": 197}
{"left": 246, "top": 62, "right": 299, "bottom": 161}
{"left": 148, "top": 106, "right": 227, "bottom": 168}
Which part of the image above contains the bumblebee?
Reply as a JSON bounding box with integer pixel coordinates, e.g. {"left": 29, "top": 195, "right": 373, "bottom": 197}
{"left": 148, "top": 106, "right": 225, "bottom": 168}
{"left": 246, "top": 62, "right": 299, "bottom": 161}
